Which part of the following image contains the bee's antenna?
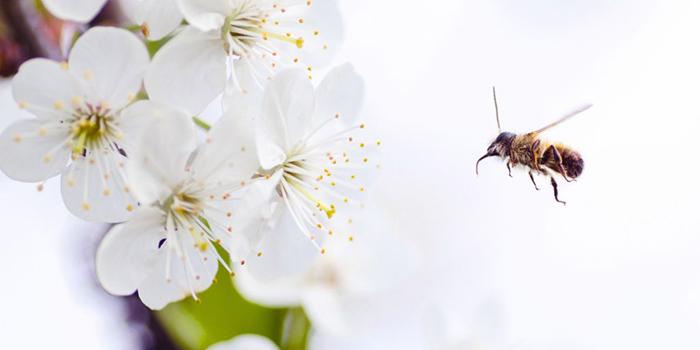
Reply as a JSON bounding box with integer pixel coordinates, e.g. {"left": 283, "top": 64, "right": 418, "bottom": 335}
{"left": 492, "top": 86, "right": 501, "bottom": 133}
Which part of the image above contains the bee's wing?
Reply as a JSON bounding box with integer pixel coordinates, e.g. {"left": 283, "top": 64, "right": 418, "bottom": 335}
{"left": 528, "top": 104, "right": 593, "bottom": 136}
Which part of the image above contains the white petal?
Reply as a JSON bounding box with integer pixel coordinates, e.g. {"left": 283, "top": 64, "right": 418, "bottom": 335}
{"left": 221, "top": 56, "right": 269, "bottom": 112}
{"left": 41, "top": 0, "right": 106, "bottom": 22}
{"left": 60, "top": 152, "right": 136, "bottom": 223}
{"left": 68, "top": 27, "right": 150, "bottom": 108}
{"left": 314, "top": 64, "right": 364, "bottom": 126}
{"left": 134, "top": 0, "right": 184, "bottom": 41}
{"left": 291, "top": 0, "right": 344, "bottom": 68}
{"left": 117, "top": 99, "right": 176, "bottom": 152}
{"left": 95, "top": 207, "right": 165, "bottom": 296}
{"left": 223, "top": 172, "right": 283, "bottom": 262}
{"left": 12, "top": 58, "right": 79, "bottom": 120}
{"left": 0, "top": 119, "right": 71, "bottom": 182}
{"left": 233, "top": 265, "right": 305, "bottom": 308}
{"left": 138, "top": 239, "right": 218, "bottom": 310}
{"left": 190, "top": 105, "right": 259, "bottom": 184}
{"left": 175, "top": 0, "right": 231, "bottom": 32}
{"left": 145, "top": 26, "right": 227, "bottom": 115}
{"left": 207, "top": 334, "right": 280, "bottom": 350}
{"left": 126, "top": 106, "right": 196, "bottom": 205}
{"left": 301, "top": 286, "right": 350, "bottom": 337}
{"left": 234, "top": 180, "right": 322, "bottom": 281}
{"left": 257, "top": 69, "right": 315, "bottom": 168}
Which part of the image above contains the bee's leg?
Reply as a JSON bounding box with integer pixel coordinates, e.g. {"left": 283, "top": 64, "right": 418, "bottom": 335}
{"left": 547, "top": 145, "right": 574, "bottom": 182}
{"left": 506, "top": 162, "right": 513, "bottom": 177}
{"left": 530, "top": 139, "right": 541, "bottom": 168}
{"left": 550, "top": 176, "right": 566, "bottom": 205}
{"left": 528, "top": 171, "right": 540, "bottom": 190}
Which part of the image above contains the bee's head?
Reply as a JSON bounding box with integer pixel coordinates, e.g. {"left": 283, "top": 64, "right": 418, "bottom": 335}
{"left": 487, "top": 132, "right": 516, "bottom": 156}
{"left": 476, "top": 132, "right": 515, "bottom": 175}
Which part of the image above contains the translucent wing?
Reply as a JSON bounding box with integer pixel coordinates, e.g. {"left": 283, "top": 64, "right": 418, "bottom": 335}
{"left": 528, "top": 104, "right": 593, "bottom": 136}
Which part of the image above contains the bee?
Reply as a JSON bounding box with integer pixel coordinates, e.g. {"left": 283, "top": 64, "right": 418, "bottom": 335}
{"left": 475, "top": 87, "right": 592, "bottom": 205}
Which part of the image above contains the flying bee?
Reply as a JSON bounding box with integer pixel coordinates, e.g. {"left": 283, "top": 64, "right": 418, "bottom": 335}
{"left": 475, "top": 87, "right": 592, "bottom": 205}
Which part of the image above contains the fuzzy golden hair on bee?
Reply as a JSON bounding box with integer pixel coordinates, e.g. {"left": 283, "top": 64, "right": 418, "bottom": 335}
{"left": 475, "top": 87, "right": 591, "bottom": 205}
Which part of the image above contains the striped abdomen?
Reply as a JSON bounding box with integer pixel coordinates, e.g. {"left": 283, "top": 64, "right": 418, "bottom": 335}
{"left": 540, "top": 144, "right": 584, "bottom": 179}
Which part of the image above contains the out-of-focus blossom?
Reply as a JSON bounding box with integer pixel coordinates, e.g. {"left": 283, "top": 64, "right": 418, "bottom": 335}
{"left": 424, "top": 300, "right": 517, "bottom": 350}
{"left": 122, "top": 0, "right": 183, "bottom": 41}
{"left": 208, "top": 334, "right": 280, "bottom": 350}
{"left": 0, "top": 27, "right": 149, "bottom": 222}
{"left": 95, "top": 104, "right": 260, "bottom": 309}
{"left": 224, "top": 64, "right": 379, "bottom": 278}
{"left": 235, "top": 205, "right": 416, "bottom": 338}
{"left": 145, "top": 0, "right": 343, "bottom": 115}
{"left": 41, "top": 0, "right": 107, "bottom": 23}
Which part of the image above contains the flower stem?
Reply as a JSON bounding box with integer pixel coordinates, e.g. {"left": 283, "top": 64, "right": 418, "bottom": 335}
{"left": 193, "top": 117, "right": 211, "bottom": 131}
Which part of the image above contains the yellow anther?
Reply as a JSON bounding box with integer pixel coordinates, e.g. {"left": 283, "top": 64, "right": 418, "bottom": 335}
{"left": 39, "top": 127, "right": 47, "bottom": 136}
{"left": 103, "top": 189, "right": 110, "bottom": 196}
{"left": 140, "top": 23, "right": 150, "bottom": 38}
{"left": 200, "top": 242, "right": 208, "bottom": 252}
{"left": 196, "top": 298, "right": 202, "bottom": 304}
{"left": 329, "top": 230, "right": 333, "bottom": 235}
{"left": 314, "top": 30, "right": 319, "bottom": 35}
{"left": 12, "top": 135, "right": 21, "bottom": 142}
{"left": 298, "top": 18, "right": 304, "bottom": 23}
{"left": 360, "top": 143, "right": 365, "bottom": 147}
{"left": 43, "top": 154, "right": 51, "bottom": 163}
{"left": 349, "top": 236, "right": 354, "bottom": 242}
{"left": 126, "top": 205, "right": 133, "bottom": 212}
{"left": 18, "top": 101, "right": 27, "bottom": 109}
{"left": 83, "top": 70, "right": 93, "bottom": 79}
{"left": 67, "top": 179, "right": 75, "bottom": 187}
{"left": 360, "top": 187, "right": 365, "bottom": 191}
{"left": 71, "top": 96, "right": 81, "bottom": 106}
{"left": 317, "top": 224, "right": 322, "bottom": 228}
{"left": 321, "top": 248, "right": 326, "bottom": 254}
{"left": 54, "top": 101, "right": 63, "bottom": 110}
{"left": 257, "top": 252, "right": 262, "bottom": 257}
{"left": 59, "top": 61, "right": 68, "bottom": 70}
{"left": 265, "top": 174, "right": 271, "bottom": 179}
{"left": 82, "top": 203, "right": 90, "bottom": 211}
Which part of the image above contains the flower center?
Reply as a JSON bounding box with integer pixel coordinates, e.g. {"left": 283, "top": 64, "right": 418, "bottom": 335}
{"left": 222, "top": 1, "right": 304, "bottom": 57}
{"left": 68, "top": 102, "right": 120, "bottom": 155}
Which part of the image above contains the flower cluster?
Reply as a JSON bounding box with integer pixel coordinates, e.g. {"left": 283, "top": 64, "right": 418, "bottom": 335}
{"left": 1, "top": 0, "right": 390, "bottom": 316}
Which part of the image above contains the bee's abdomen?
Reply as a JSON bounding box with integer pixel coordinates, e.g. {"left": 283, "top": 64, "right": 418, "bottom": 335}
{"left": 541, "top": 145, "right": 584, "bottom": 179}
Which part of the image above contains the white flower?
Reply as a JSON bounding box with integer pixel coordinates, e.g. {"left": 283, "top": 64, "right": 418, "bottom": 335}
{"left": 225, "top": 64, "right": 380, "bottom": 276}
{"left": 41, "top": 0, "right": 107, "bottom": 23}
{"left": 0, "top": 27, "right": 149, "bottom": 222}
{"left": 95, "top": 104, "right": 260, "bottom": 309}
{"left": 234, "top": 205, "right": 417, "bottom": 338}
{"left": 122, "top": 0, "right": 184, "bottom": 41}
{"left": 145, "top": 0, "right": 343, "bottom": 115}
{"left": 208, "top": 334, "right": 280, "bottom": 350}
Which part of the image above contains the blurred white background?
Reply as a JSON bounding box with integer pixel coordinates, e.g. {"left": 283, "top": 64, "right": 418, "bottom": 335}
{"left": 3, "top": 0, "right": 700, "bottom": 349}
